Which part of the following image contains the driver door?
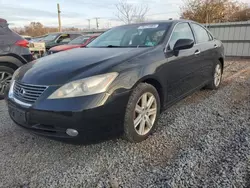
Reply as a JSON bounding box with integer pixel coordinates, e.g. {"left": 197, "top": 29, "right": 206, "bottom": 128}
{"left": 164, "top": 22, "right": 202, "bottom": 104}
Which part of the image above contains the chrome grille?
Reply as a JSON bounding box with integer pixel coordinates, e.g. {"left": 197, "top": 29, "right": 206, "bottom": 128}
{"left": 13, "top": 81, "right": 48, "bottom": 104}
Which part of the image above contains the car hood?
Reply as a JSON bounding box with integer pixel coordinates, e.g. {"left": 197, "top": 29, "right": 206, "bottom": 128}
{"left": 49, "top": 44, "right": 81, "bottom": 52}
{"left": 15, "top": 47, "right": 150, "bottom": 85}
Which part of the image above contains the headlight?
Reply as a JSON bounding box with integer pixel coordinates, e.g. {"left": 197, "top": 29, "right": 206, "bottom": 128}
{"left": 8, "top": 68, "right": 21, "bottom": 98}
{"left": 48, "top": 72, "right": 118, "bottom": 99}
{"left": 11, "top": 67, "right": 21, "bottom": 81}
{"left": 8, "top": 80, "right": 15, "bottom": 98}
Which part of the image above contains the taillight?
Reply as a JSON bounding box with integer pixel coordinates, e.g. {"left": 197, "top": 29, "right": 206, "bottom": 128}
{"left": 15, "top": 40, "right": 29, "bottom": 48}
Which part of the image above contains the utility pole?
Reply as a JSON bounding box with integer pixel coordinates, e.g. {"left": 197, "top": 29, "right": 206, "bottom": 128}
{"left": 95, "top": 17, "right": 99, "bottom": 30}
{"left": 87, "top": 19, "right": 91, "bottom": 30}
{"left": 57, "top": 3, "right": 62, "bottom": 32}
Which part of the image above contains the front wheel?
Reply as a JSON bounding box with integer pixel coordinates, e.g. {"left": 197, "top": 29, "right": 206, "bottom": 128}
{"left": 123, "top": 83, "right": 160, "bottom": 143}
{"left": 0, "top": 66, "right": 14, "bottom": 100}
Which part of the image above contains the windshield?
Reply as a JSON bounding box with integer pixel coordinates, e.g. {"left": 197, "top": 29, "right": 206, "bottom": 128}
{"left": 69, "top": 36, "right": 90, "bottom": 45}
{"left": 43, "top": 34, "right": 59, "bottom": 41}
{"left": 87, "top": 23, "right": 171, "bottom": 48}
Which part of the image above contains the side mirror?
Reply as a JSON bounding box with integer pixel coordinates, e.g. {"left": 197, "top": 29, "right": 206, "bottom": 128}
{"left": 173, "top": 39, "right": 194, "bottom": 55}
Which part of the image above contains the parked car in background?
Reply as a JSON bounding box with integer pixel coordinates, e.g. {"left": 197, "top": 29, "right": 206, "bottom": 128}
{"left": 48, "top": 34, "right": 99, "bottom": 54}
{"left": 0, "top": 18, "right": 33, "bottom": 99}
{"left": 21, "top": 35, "right": 32, "bottom": 41}
{"left": 7, "top": 20, "right": 224, "bottom": 143}
{"left": 41, "top": 32, "right": 83, "bottom": 50}
{"left": 30, "top": 35, "right": 48, "bottom": 42}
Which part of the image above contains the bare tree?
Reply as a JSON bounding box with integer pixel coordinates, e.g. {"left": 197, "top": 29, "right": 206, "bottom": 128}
{"left": 115, "top": 0, "right": 149, "bottom": 24}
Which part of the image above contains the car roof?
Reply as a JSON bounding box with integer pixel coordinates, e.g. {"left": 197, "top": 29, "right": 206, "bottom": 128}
{"left": 118, "top": 19, "right": 197, "bottom": 26}
{"left": 83, "top": 34, "right": 100, "bottom": 37}
{"left": 48, "top": 32, "right": 84, "bottom": 35}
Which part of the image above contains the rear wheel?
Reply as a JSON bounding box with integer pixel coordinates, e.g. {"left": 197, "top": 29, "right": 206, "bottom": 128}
{"left": 0, "top": 66, "right": 14, "bottom": 99}
{"left": 206, "top": 61, "right": 222, "bottom": 90}
{"left": 123, "top": 83, "right": 160, "bottom": 142}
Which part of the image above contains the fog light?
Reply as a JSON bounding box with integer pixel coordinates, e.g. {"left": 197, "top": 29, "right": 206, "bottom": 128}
{"left": 66, "top": 129, "right": 78, "bottom": 137}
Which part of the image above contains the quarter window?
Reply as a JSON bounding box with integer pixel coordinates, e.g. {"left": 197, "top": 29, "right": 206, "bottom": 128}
{"left": 168, "top": 23, "right": 194, "bottom": 50}
{"left": 191, "top": 24, "right": 210, "bottom": 43}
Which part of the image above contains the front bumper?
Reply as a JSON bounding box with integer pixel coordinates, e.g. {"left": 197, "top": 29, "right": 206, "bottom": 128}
{"left": 7, "top": 90, "right": 131, "bottom": 142}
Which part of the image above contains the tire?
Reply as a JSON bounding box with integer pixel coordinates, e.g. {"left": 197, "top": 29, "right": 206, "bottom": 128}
{"left": 0, "top": 66, "right": 15, "bottom": 100}
{"left": 123, "top": 83, "right": 160, "bottom": 143}
{"left": 205, "top": 61, "right": 222, "bottom": 90}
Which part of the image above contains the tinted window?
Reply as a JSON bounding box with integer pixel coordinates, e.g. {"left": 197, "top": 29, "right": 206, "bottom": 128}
{"left": 191, "top": 24, "right": 210, "bottom": 43}
{"left": 0, "top": 28, "right": 4, "bottom": 35}
{"left": 43, "top": 34, "right": 59, "bottom": 41}
{"left": 69, "top": 36, "right": 90, "bottom": 44}
{"left": 88, "top": 23, "right": 171, "bottom": 48}
{"left": 57, "top": 34, "right": 70, "bottom": 43}
{"left": 60, "top": 38, "right": 71, "bottom": 43}
{"left": 168, "top": 23, "right": 194, "bottom": 50}
{"left": 70, "top": 34, "right": 81, "bottom": 40}
{"left": 0, "top": 25, "right": 11, "bottom": 35}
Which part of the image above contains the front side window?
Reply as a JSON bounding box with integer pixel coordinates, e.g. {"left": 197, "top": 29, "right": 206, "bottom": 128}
{"left": 57, "top": 34, "right": 70, "bottom": 43}
{"left": 87, "top": 23, "right": 171, "bottom": 48}
{"left": 191, "top": 23, "right": 210, "bottom": 43}
{"left": 168, "top": 22, "right": 194, "bottom": 50}
{"left": 60, "top": 38, "right": 71, "bottom": 43}
{"left": 43, "top": 34, "right": 59, "bottom": 41}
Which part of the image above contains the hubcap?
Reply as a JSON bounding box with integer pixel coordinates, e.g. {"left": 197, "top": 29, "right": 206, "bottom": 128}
{"left": 134, "top": 92, "right": 157, "bottom": 135}
{"left": 214, "top": 64, "right": 222, "bottom": 87}
{"left": 0, "top": 72, "right": 12, "bottom": 96}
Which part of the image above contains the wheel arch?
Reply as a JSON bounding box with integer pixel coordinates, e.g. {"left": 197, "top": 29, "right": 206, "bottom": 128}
{"left": 132, "top": 75, "right": 165, "bottom": 111}
{"left": 0, "top": 61, "right": 19, "bottom": 70}
{"left": 0, "top": 55, "right": 24, "bottom": 70}
{"left": 218, "top": 57, "right": 224, "bottom": 73}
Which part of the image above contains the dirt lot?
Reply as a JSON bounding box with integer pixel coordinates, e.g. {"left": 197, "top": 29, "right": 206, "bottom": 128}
{"left": 0, "top": 60, "right": 249, "bottom": 188}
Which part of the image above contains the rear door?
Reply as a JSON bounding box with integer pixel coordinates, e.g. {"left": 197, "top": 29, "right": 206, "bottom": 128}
{"left": 190, "top": 23, "right": 216, "bottom": 83}
{"left": 164, "top": 22, "right": 202, "bottom": 103}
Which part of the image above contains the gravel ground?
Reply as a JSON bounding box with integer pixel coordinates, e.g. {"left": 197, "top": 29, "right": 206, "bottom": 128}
{"left": 0, "top": 60, "right": 249, "bottom": 188}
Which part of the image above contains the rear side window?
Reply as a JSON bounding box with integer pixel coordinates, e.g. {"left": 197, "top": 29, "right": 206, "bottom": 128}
{"left": 0, "top": 26, "right": 10, "bottom": 35}
{"left": 191, "top": 24, "right": 210, "bottom": 43}
{"left": 70, "top": 34, "right": 81, "bottom": 40}
{"left": 0, "top": 28, "right": 4, "bottom": 35}
{"left": 168, "top": 22, "right": 194, "bottom": 50}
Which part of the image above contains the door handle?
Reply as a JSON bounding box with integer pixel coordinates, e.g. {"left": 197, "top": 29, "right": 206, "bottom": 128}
{"left": 214, "top": 44, "right": 218, "bottom": 48}
{"left": 194, "top": 50, "right": 200, "bottom": 55}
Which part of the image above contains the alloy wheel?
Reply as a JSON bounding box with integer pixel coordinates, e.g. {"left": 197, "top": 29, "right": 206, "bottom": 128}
{"left": 214, "top": 64, "right": 222, "bottom": 87}
{"left": 133, "top": 92, "right": 157, "bottom": 135}
{"left": 0, "top": 71, "right": 12, "bottom": 96}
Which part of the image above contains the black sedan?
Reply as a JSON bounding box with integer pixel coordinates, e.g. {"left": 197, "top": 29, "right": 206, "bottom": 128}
{"left": 7, "top": 20, "right": 224, "bottom": 143}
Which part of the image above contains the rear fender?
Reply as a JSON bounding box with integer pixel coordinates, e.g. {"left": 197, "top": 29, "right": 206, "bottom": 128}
{"left": 0, "top": 55, "right": 24, "bottom": 68}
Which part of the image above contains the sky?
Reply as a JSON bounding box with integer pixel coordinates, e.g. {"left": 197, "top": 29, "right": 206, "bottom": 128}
{"left": 0, "top": 0, "right": 250, "bottom": 29}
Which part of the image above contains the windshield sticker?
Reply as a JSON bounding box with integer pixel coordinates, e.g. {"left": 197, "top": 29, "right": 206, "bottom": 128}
{"left": 138, "top": 24, "right": 159, "bottom": 29}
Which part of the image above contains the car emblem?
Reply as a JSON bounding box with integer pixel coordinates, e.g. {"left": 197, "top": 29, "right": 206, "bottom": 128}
{"left": 18, "top": 88, "right": 26, "bottom": 96}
